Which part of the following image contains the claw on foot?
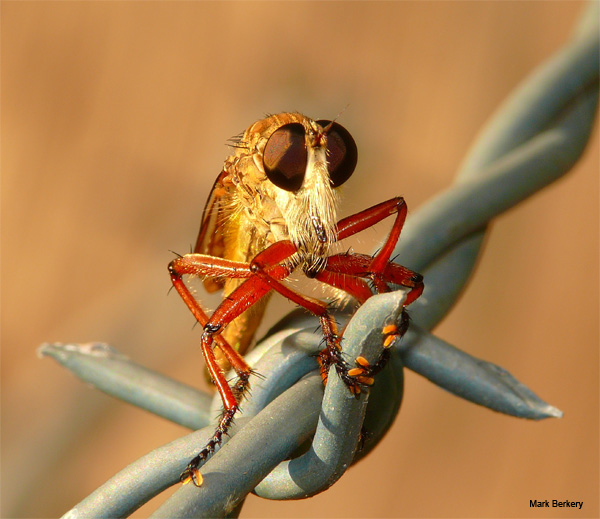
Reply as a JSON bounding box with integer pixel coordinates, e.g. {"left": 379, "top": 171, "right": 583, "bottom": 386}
{"left": 348, "top": 356, "right": 372, "bottom": 377}
{"left": 382, "top": 324, "right": 399, "bottom": 348}
{"left": 348, "top": 367, "right": 365, "bottom": 377}
{"left": 356, "top": 375, "right": 375, "bottom": 386}
{"left": 346, "top": 357, "right": 376, "bottom": 393}
{"left": 355, "top": 356, "right": 370, "bottom": 368}
{"left": 181, "top": 466, "right": 204, "bottom": 487}
{"left": 349, "top": 384, "right": 362, "bottom": 395}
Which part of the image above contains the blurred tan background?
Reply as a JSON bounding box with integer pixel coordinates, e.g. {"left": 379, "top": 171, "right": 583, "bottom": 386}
{"left": 2, "top": 2, "right": 598, "bottom": 518}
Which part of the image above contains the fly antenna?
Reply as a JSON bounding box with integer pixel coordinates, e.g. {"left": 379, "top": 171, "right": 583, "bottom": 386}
{"left": 323, "top": 104, "right": 351, "bottom": 133}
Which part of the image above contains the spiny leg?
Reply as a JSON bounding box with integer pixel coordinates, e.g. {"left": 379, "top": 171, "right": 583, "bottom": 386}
{"left": 169, "top": 254, "right": 255, "bottom": 381}
{"left": 251, "top": 199, "right": 424, "bottom": 394}
{"left": 169, "top": 257, "right": 272, "bottom": 485}
{"left": 319, "top": 254, "right": 423, "bottom": 385}
{"left": 335, "top": 197, "right": 410, "bottom": 293}
{"left": 171, "top": 198, "right": 426, "bottom": 481}
{"left": 180, "top": 326, "right": 237, "bottom": 487}
{"left": 310, "top": 268, "right": 385, "bottom": 392}
{"left": 170, "top": 241, "right": 306, "bottom": 485}
{"left": 324, "top": 252, "right": 424, "bottom": 306}
{"left": 258, "top": 198, "right": 422, "bottom": 393}
{"left": 317, "top": 206, "right": 424, "bottom": 388}
{"left": 247, "top": 251, "right": 368, "bottom": 392}
{"left": 177, "top": 276, "right": 277, "bottom": 485}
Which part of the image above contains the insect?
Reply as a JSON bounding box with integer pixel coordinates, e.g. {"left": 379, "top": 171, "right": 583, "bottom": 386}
{"left": 168, "top": 112, "right": 424, "bottom": 486}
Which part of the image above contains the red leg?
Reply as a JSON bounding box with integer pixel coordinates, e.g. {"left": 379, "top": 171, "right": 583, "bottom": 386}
{"left": 335, "top": 197, "right": 406, "bottom": 241}
{"left": 169, "top": 255, "right": 253, "bottom": 377}
{"left": 233, "top": 198, "right": 422, "bottom": 392}
{"left": 324, "top": 252, "right": 424, "bottom": 305}
{"left": 313, "top": 255, "right": 422, "bottom": 387}
{"left": 248, "top": 248, "right": 375, "bottom": 389}
{"left": 319, "top": 199, "right": 423, "bottom": 378}
{"left": 169, "top": 255, "right": 272, "bottom": 486}
{"left": 335, "top": 197, "right": 408, "bottom": 292}
{"left": 170, "top": 241, "right": 311, "bottom": 486}
{"left": 315, "top": 269, "right": 374, "bottom": 304}
{"left": 170, "top": 198, "right": 423, "bottom": 485}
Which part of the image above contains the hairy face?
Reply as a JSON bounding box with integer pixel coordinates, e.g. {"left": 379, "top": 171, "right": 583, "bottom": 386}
{"left": 229, "top": 113, "right": 357, "bottom": 275}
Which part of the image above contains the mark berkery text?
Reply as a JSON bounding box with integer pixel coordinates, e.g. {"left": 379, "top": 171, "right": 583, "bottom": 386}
{"left": 530, "top": 500, "right": 583, "bottom": 509}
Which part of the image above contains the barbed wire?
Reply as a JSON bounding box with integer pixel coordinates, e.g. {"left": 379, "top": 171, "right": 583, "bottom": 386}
{"left": 43, "top": 3, "right": 598, "bottom": 518}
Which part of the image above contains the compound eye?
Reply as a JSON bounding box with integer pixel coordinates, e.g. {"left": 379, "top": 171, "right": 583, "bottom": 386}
{"left": 317, "top": 120, "right": 358, "bottom": 187}
{"left": 263, "top": 123, "right": 307, "bottom": 192}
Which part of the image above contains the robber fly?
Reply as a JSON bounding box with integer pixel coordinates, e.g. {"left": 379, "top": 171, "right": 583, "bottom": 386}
{"left": 169, "top": 112, "right": 424, "bottom": 486}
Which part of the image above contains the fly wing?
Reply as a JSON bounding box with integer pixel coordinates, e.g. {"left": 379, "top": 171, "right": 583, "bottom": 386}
{"left": 194, "top": 169, "right": 232, "bottom": 292}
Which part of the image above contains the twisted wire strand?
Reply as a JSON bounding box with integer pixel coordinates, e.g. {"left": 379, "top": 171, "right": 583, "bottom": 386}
{"left": 45, "top": 4, "right": 598, "bottom": 518}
